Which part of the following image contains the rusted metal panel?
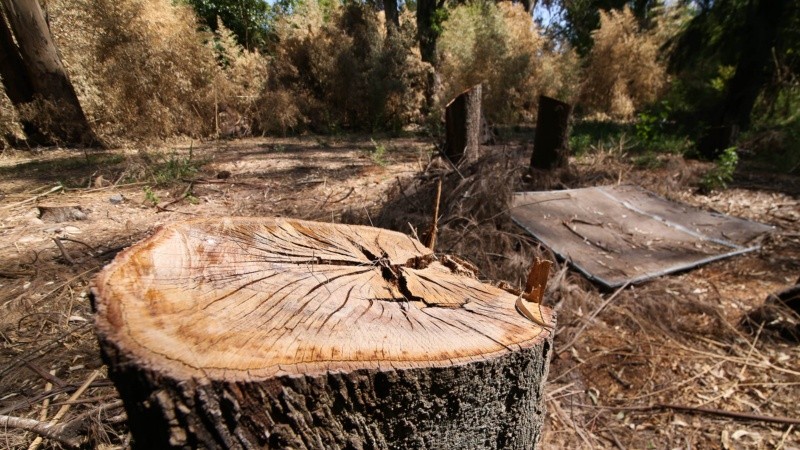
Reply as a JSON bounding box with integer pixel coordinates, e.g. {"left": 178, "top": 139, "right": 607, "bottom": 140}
{"left": 511, "top": 185, "right": 773, "bottom": 288}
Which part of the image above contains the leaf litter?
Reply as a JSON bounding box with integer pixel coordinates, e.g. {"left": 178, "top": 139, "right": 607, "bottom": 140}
{"left": 0, "top": 137, "right": 797, "bottom": 448}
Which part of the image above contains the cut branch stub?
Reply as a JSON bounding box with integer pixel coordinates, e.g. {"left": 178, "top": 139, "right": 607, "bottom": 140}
{"left": 92, "top": 218, "right": 555, "bottom": 449}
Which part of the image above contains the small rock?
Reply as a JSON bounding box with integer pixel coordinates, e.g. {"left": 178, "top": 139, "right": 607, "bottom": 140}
{"left": 109, "top": 194, "right": 125, "bottom": 204}
{"left": 38, "top": 205, "right": 88, "bottom": 222}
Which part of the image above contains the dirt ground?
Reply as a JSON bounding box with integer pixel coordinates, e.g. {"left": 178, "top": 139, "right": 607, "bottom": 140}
{"left": 0, "top": 136, "right": 797, "bottom": 449}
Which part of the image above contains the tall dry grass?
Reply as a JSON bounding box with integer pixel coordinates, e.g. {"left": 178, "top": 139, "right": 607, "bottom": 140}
{"left": 579, "top": 7, "right": 668, "bottom": 119}
{"left": 42, "top": 0, "right": 270, "bottom": 143}
{"left": 266, "top": 2, "right": 431, "bottom": 133}
{"left": 211, "top": 19, "right": 269, "bottom": 136}
{"left": 437, "top": 1, "right": 581, "bottom": 124}
{"left": 0, "top": 86, "right": 22, "bottom": 148}
{"left": 48, "top": 0, "right": 218, "bottom": 141}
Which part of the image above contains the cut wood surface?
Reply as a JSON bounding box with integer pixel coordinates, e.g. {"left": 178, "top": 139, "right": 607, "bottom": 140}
{"left": 92, "top": 217, "right": 555, "bottom": 449}
{"left": 93, "top": 217, "right": 552, "bottom": 380}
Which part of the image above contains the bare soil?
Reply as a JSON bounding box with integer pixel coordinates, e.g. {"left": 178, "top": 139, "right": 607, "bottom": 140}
{"left": 0, "top": 136, "right": 797, "bottom": 449}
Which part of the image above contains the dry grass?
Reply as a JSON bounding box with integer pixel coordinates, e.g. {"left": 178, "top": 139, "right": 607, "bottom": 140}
{"left": 375, "top": 143, "right": 800, "bottom": 448}
{"left": 41, "top": 0, "right": 270, "bottom": 143}
{"left": 437, "top": 2, "right": 581, "bottom": 124}
{"left": 47, "top": 0, "right": 220, "bottom": 142}
{"left": 580, "top": 6, "right": 669, "bottom": 119}
{"left": 0, "top": 136, "right": 797, "bottom": 448}
{"left": 0, "top": 86, "right": 22, "bottom": 149}
{"left": 267, "top": 2, "right": 431, "bottom": 133}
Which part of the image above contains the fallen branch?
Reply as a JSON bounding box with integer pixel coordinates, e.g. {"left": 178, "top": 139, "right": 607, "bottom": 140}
{"left": 329, "top": 187, "right": 355, "bottom": 204}
{"left": 1, "top": 185, "right": 62, "bottom": 210}
{"left": 52, "top": 238, "right": 76, "bottom": 265}
{"left": 183, "top": 178, "right": 267, "bottom": 189}
{"left": 586, "top": 403, "right": 800, "bottom": 426}
{"left": 156, "top": 181, "right": 194, "bottom": 213}
{"left": 27, "top": 374, "right": 54, "bottom": 450}
{"left": 56, "top": 238, "right": 96, "bottom": 255}
{"left": 0, "top": 399, "right": 123, "bottom": 450}
{"left": 0, "top": 415, "right": 80, "bottom": 448}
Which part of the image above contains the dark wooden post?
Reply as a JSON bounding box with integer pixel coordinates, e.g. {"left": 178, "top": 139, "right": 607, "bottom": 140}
{"left": 530, "top": 95, "right": 572, "bottom": 170}
{"left": 92, "top": 217, "right": 555, "bottom": 450}
{"left": 444, "top": 84, "right": 482, "bottom": 164}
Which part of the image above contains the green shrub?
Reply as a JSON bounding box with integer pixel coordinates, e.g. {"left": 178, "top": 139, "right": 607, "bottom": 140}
{"left": 700, "top": 147, "right": 738, "bottom": 192}
{"left": 368, "top": 139, "right": 389, "bottom": 166}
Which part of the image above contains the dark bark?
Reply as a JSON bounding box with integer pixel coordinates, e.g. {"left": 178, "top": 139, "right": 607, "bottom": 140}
{"left": 92, "top": 218, "right": 556, "bottom": 450}
{"left": 416, "top": 0, "right": 440, "bottom": 66}
{"left": 0, "top": 0, "right": 101, "bottom": 147}
{"left": 0, "top": 10, "right": 46, "bottom": 144}
{"left": 697, "top": 0, "right": 787, "bottom": 158}
{"left": 100, "top": 334, "right": 553, "bottom": 450}
{"left": 530, "top": 95, "right": 572, "bottom": 170}
{"left": 444, "top": 84, "right": 482, "bottom": 164}
{"left": 384, "top": 0, "right": 399, "bottom": 30}
{"left": 0, "top": 13, "right": 32, "bottom": 105}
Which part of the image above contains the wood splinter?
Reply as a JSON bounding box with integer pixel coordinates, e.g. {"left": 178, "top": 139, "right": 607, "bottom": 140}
{"left": 516, "top": 257, "right": 553, "bottom": 328}
{"left": 426, "top": 177, "right": 443, "bottom": 250}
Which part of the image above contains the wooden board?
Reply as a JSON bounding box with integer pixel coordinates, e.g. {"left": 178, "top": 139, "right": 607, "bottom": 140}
{"left": 511, "top": 185, "right": 773, "bottom": 287}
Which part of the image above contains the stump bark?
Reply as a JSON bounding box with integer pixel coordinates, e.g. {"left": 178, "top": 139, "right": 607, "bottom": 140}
{"left": 444, "top": 84, "right": 482, "bottom": 164}
{"left": 92, "top": 218, "right": 555, "bottom": 449}
{"left": 530, "top": 95, "right": 572, "bottom": 170}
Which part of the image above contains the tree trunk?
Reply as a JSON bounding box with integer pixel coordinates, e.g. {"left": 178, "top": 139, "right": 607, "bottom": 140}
{"left": 444, "top": 84, "right": 482, "bottom": 164}
{"left": 697, "top": 0, "right": 787, "bottom": 159}
{"left": 0, "top": 0, "right": 100, "bottom": 147}
{"left": 0, "top": 9, "right": 47, "bottom": 144}
{"left": 416, "top": 0, "right": 440, "bottom": 66}
{"left": 92, "top": 218, "right": 555, "bottom": 450}
{"left": 384, "top": 0, "right": 399, "bottom": 30}
{"left": 530, "top": 95, "right": 572, "bottom": 170}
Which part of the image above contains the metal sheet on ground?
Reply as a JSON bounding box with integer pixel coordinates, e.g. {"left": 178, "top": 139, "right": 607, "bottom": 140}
{"left": 510, "top": 185, "right": 773, "bottom": 288}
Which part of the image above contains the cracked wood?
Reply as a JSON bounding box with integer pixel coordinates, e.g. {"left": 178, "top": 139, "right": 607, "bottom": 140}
{"left": 92, "top": 217, "right": 554, "bottom": 381}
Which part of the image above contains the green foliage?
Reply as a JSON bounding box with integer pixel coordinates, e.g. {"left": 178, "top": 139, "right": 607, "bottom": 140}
{"left": 368, "top": 139, "right": 389, "bottom": 166}
{"left": 430, "top": 7, "right": 449, "bottom": 35}
{"left": 667, "top": 0, "right": 799, "bottom": 143}
{"left": 572, "top": 116, "right": 693, "bottom": 158}
{"left": 710, "top": 65, "right": 735, "bottom": 92}
{"left": 143, "top": 185, "right": 160, "bottom": 205}
{"left": 633, "top": 102, "right": 693, "bottom": 154}
{"left": 552, "top": 0, "right": 656, "bottom": 56}
{"left": 181, "top": 0, "right": 273, "bottom": 49}
{"left": 700, "top": 147, "right": 739, "bottom": 192}
{"left": 570, "top": 120, "right": 631, "bottom": 155}
{"left": 151, "top": 148, "right": 200, "bottom": 185}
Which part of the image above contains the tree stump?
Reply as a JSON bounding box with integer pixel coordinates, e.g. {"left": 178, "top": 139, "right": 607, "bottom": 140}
{"left": 444, "top": 84, "right": 482, "bottom": 164}
{"left": 530, "top": 95, "right": 572, "bottom": 170}
{"left": 92, "top": 218, "right": 555, "bottom": 449}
